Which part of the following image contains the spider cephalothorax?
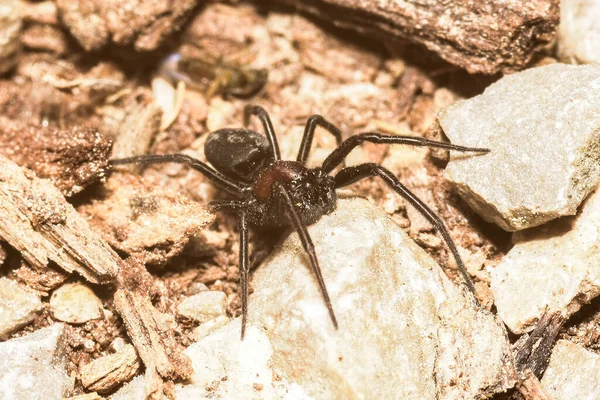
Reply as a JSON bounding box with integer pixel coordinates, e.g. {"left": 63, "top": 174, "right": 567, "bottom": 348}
{"left": 110, "top": 105, "right": 489, "bottom": 338}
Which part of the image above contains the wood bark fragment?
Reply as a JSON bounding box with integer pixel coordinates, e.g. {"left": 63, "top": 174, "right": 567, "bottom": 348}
{"left": 0, "top": 117, "right": 112, "bottom": 196}
{"left": 113, "top": 257, "right": 192, "bottom": 400}
{"left": 514, "top": 369, "right": 553, "bottom": 400}
{"left": 0, "top": 155, "right": 120, "bottom": 283}
{"left": 511, "top": 311, "right": 564, "bottom": 400}
{"left": 263, "top": 0, "right": 559, "bottom": 74}
{"left": 80, "top": 344, "right": 141, "bottom": 393}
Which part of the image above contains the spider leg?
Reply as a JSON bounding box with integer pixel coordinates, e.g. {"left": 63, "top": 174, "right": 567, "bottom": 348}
{"left": 109, "top": 154, "right": 244, "bottom": 196}
{"left": 333, "top": 163, "right": 477, "bottom": 298}
{"left": 322, "top": 132, "right": 490, "bottom": 173}
{"left": 275, "top": 183, "right": 339, "bottom": 329}
{"left": 296, "top": 115, "right": 344, "bottom": 166}
{"left": 243, "top": 105, "right": 281, "bottom": 161}
{"left": 207, "top": 200, "right": 250, "bottom": 339}
{"left": 238, "top": 210, "right": 250, "bottom": 340}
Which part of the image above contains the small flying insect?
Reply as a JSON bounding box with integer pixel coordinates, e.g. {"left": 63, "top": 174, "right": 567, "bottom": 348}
{"left": 159, "top": 53, "right": 268, "bottom": 99}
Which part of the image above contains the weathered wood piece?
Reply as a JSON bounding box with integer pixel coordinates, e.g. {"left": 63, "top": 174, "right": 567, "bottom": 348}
{"left": 80, "top": 344, "right": 141, "bottom": 393}
{"left": 114, "top": 257, "right": 192, "bottom": 400}
{"left": 0, "top": 155, "right": 119, "bottom": 283}
{"left": 511, "top": 311, "right": 564, "bottom": 400}
{"left": 265, "top": 0, "right": 559, "bottom": 74}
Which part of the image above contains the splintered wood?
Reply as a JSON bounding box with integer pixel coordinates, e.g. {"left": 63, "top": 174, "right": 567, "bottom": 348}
{"left": 0, "top": 155, "right": 119, "bottom": 283}
{"left": 80, "top": 344, "right": 141, "bottom": 393}
{"left": 114, "top": 257, "right": 192, "bottom": 399}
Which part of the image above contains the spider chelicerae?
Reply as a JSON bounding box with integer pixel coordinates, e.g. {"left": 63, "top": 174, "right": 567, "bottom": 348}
{"left": 110, "top": 105, "right": 489, "bottom": 338}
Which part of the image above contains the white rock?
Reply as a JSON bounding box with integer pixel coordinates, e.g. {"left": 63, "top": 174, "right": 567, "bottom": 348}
{"left": 0, "top": 324, "right": 71, "bottom": 399}
{"left": 193, "top": 315, "right": 230, "bottom": 341}
{"left": 541, "top": 340, "right": 600, "bottom": 400}
{"left": 248, "top": 198, "right": 516, "bottom": 399}
{"left": 491, "top": 188, "right": 600, "bottom": 334}
{"left": 559, "top": 0, "right": 600, "bottom": 64}
{"left": 111, "top": 321, "right": 311, "bottom": 400}
{"left": 441, "top": 63, "right": 600, "bottom": 231}
{"left": 177, "top": 322, "right": 310, "bottom": 399}
{"left": 0, "top": 277, "right": 43, "bottom": 338}
{"left": 177, "top": 291, "right": 227, "bottom": 323}
{"left": 50, "top": 282, "right": 103, "bottom": 324}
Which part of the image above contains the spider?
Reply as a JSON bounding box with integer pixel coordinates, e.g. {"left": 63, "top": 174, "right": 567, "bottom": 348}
{"left": 110, "top": 105, "right": 489, "bottom": 339}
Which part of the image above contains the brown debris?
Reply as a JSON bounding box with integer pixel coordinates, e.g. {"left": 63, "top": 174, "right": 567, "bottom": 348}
{"left": 79, "top": 344, "right": 141, "bottom": 393}
{"left": 269, "top": 0, "right": 559, "bottom": 74}
{"left": 21, "top": 1, "right": 59, "bottom": 25}
{"left": 61, "top": 394, "right": 104, "bottom": 400}
{"left": 290, "top": 17, "right": 382, "bottom": 84}
{"left": 107, "top": 90, "right": 162, "bottom": 162}
{"left": 21, "top": 24, "right": 71, "bottom": 55}
{"left": 56, "top": 0, "right": 198, "bottom": 52}
{"left": 0, "top": 117, "right": 112, "bottom": 196}
{"left": 513, "top": 369, "right": 553, "bottom": 400}
{"left": 114, "top": 257, "right": 192, "bottom": 399}
{"left": 0, "top": 155, "right": 120, "bottom": 283}
{"left": 0, "top": 0, "right": 21, "bottom": 75}
{"left": 12, "top": 261, "right": 69, "bottom": 295}
{"left": 79, "top": 172, "right": 214, "bottom": 266}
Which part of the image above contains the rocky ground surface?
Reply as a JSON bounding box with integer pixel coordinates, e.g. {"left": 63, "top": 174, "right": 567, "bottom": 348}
{"left": 0, "top": 0, "right": 598, "bottom": 399}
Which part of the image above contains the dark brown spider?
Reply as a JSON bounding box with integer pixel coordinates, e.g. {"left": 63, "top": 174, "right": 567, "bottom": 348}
{"left": 110, "top": 105, "right": 489, "bottom": 339}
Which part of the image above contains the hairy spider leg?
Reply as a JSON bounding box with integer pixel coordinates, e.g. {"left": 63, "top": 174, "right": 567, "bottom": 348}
{"left": 321, "top": 132, "right": 490, "bottom": 174}
{"left": 244, "top": 105, "right": 281, "bottom": 161}
{"left": 296, "top": 115, "right": 344, "bottom": 166}
{"left": 333, "top": 163, "right": 478, "bottom": 300}
{"left": 209, "top": 200, "right": 252, "bottom": 339}
{"left": 109, "top": 154, "right": 245, "bottom": 196}
{"left": 276, "top": 183, "right": 339, "bottom": 329}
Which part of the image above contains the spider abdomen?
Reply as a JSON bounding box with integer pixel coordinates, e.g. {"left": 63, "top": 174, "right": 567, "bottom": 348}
{"left": 249, "top": 160, "right": 337, "bottom": 230}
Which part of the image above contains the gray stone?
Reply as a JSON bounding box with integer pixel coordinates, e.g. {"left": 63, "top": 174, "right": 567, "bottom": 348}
{"left": 0, "top": 324, "right": 71, "bottom": 399}
{"left": 248, "top": 198, "right": 516, "bottom": 399}
{"left": 559, "top": 0, "right": 600, "bottom": 64}
{"left": 0, "top": 277, "right": 43, "bottom": 338}
{"left": 441, "top": 63, "right": 600, "bottom": 231}
{"left": 50, "top": 282, "right": 103, "bottom": 324}
{"left": 541, "top": 340, "right": 600, "bottom": 400}
{"left": 176, "top": 291, "right": 227, "bottom": 324}
{"left": 111, "top": 322, "right": 308, "bottom": 400}
{"left": 491, "top": 188, "right": 600, "bottom": 334}
{"left": 177, "top": 322, "right": 308, "bottom": 399}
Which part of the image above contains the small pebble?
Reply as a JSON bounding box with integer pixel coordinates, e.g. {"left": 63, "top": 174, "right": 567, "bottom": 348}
{"left": 50, "top": 283, "right": 103, "bottom": 324}
{"left": 177, "top": 291, "right": 227, "bottom": 323}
